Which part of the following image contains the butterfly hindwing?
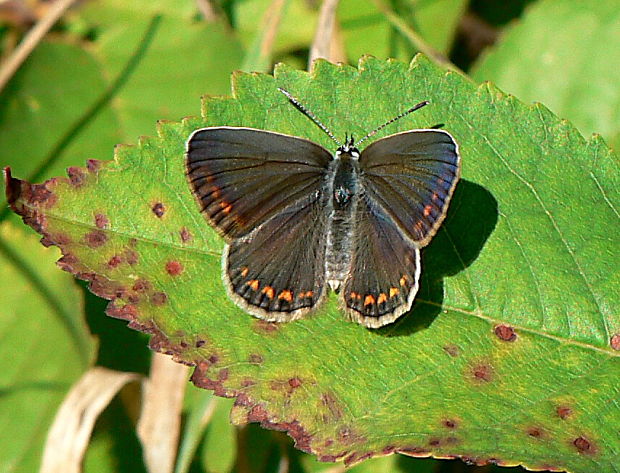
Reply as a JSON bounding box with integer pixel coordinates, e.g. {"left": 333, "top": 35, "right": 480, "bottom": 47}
{"left": 359, "top": 129, "right": 460, "bottom": 246}
{"left": 342, "top": 193, "right": 421, "bottom": 328}
{"left": 186, "top": 127, "right": 332, "bottom": 239}
{"left": 224, "top": 188, "right": 330, "bottom": 321}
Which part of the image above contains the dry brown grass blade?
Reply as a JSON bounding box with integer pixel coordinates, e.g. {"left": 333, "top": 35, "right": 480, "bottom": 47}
{"left": 40, "top": 367, "right": 141, "bottom": 473}
{"left": 137, "top": 353, "right": 190, "bottom": 473}
{"left": 309, "top": 0, "right": 343, "bottom": 66}
{"left": 0, "top": 0, "right": 78, "bottom": 92}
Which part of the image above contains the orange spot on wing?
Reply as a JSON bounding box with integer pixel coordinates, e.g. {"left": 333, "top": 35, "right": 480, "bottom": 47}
{"left": 432, "top": 192, "right": 439, "bottom": 202}
{"left": 278, "top": 290, "right": 293, "bottom": 302}
{"left": 262, "top": 286, "right": 275, "bottom": 299}
{"left": 220, "top": 201, "right": 232, "bottom": 214}
{"left": 399, "top": 275, "right": 408, "bottom": 287}
{"left": 211, "top": 186, "right": 221, "bottom": 198}
{"left": 415, "top": 220, "right": 424, "bottom": 232}
{"left": 389, "top": 287, "right": 399, "bottom": 298}
{"left": 423, "top": 204, "right": 433, "bottom": 217}
{"left": 377, "top": 293, "right": 387, "bottom": 304}
{"left": 241, "top": 267, "right": 249, "bottom": 277}
{"left": 350, "top": 291, "right": 358, "bottom": 300}
{"left": 364, "top": 295, "right": 376, "bottom": 306}
{"left": 247, "top": 279, "right": 259, "bottom": 291}
{"left": 300, "top": 291, "right": 314, "bottom": 299}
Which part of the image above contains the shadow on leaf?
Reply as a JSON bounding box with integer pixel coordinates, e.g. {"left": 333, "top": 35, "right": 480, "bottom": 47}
{"left": 377, "top": 179, "right": 498, "bottom": 337}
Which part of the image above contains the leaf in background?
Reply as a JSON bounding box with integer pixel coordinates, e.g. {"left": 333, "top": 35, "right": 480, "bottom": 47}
{"left": 0, "top": 221, "right": 96, "bottom": 473}
{"left": 201, "top": 398, "right": 237, "bottom": 473}
{"left": 339, "top": 0, "right": 468, "bottom": 62}
{"left": 71, "top": 0, "right": 245, "bottom": 140}
{"left": 472, "top": 0, "right": 620, "bottom": 150}
{"left": 0, "top": 42, "right": 119, "bottom": 206}
{"left": 6, "top": 55, "right": 619, "bottom": 472}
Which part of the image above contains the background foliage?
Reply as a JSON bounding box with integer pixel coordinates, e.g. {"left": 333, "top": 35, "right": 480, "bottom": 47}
{"left": 1, "top": 0, "right": 618, "bottom": 472}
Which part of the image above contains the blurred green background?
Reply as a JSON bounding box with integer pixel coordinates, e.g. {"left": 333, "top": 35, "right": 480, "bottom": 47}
{"left": 0, "top": 0, "right": 618, "bottom": 472}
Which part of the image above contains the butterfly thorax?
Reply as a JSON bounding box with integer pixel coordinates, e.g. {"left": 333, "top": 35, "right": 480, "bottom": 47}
{"left": 325, "top": 150, "right": 360, "bottom": 291}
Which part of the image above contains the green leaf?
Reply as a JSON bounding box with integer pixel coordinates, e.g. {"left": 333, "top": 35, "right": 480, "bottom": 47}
{"left": 6, "top": 55, "right": 619, "bottom": 472}
{"left": 201, "top": 398, "right": 237, "bottom": 473}
{"left": 0, "top": 41, "right": 119, "bottom": 202}
{"left": 0, "top": 221, "right": 96, "bottom": 473}
{"left": 472, "top": 0, "right": 620, "bottom": 149}
{"left": 339, "top": 0, "right": 468, "bottom": 61}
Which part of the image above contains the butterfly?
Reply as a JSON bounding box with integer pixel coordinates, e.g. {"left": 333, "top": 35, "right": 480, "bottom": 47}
{"left": 185, "top": 88, "right": 460, "bottom": 328}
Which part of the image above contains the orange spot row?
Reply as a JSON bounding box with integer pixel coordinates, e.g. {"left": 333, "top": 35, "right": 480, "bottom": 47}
{"left": 351, "top": 290, "right": 399, "bottom": 305}
{"left": 278, "top": 290, "right": 293, "bottom": 302}
{"left": 220, "top": 201, "right": 232, "bottom": 214}
{"left": 423, "top": 204, "right": 433, "bottom": 217}
{"left": 364, "top": 295, "right": 376, "bottom": 306}
{"left": 299, "top": 291, "right": 314, "bottom": 299}
{"left": 262, "top": 286, "right": 275, "bottom": 299}
{"left": 246, "top": 279, "right": 259, "bottom": 291}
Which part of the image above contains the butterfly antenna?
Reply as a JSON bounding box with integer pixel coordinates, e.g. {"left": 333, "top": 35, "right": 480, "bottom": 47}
{"left": 355, "top": 100, "right": 430, "bottom": 147}
{"left": 278, "top": 88, "right": 342, "bottom": 147}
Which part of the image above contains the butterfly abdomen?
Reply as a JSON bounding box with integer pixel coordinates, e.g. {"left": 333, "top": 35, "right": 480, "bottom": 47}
{"left": 325, "top": 152, "right": 360, "bottom": 290}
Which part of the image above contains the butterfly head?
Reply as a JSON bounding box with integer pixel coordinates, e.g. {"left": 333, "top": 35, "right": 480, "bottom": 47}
{"left": 336, "top": 134, "right": 360, "bottom": 159}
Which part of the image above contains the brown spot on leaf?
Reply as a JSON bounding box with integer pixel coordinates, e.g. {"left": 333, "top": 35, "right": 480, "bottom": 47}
{"left": 180, "top": 227, "right": 192, "bottom": 243}
{"left": 527, "top": 427, "right": 544, "bottom": 438}
{"left": 444, "top": 344, "right": 460, "bottom": 357}
{"left": 218, "top": 368, "right": 229, "bottom": 381}
{"left": 321, "top": 392, "right": 343, "bottom": 421}
{"left": 288, "top": 377, "right": 302, "bottom": 389}
{"left": 30, "top": 183, "right": 57, "bottom": 207}
{"left": 195, "top": 339, "right": 206, "bottom": 348}
{"left": 67, "top": 166, "right": 86, "bottom": 187}
{"left": 494, "top": 324, "right": 517, "bottom": 341}
{"left": 397, "top": 446, "right": 430, "bottom": 457}
{"left": 57, "top": 253, "right": 78, "bottom": 271}
{"left": 94, "top": 213, "right": 109, "bottom": 229}
{"left": 165, "top": 260, "right": 184, "bottom": 276}
{"left": 85, "top": 230, "right": 107, "bottom": 248}
{"left": 573, "top": 436, "right": 595, "bottom": 455}
{"left": 471, "top": 362, "right": 493, "bottom": 382}
{"left": 124, "top": 249, "right": 138, "bottom": 265}
{"left": 87, "top": 159, "right": 101, "bottom": 173}
{"left": 248, "top": 404, "right": 269, "bottom": 422}
{"left": 610, "top": 334, "right": 620, "bottom": 350}
{"left": 151, "top": 292, "right": 167, "bottom": 305}
{"left": 253, "top": 319, "right": 279, "bottom": 334}
{"left": 108, "top": 255, "right": 122, "bottom": 268}
{"left": 443, "top": 419, "right": 458, "bottom": 429}
{"left": 152, "top": 202, "right": 165, "bottom": 218}
{"left": 428, "top": 438, "right": 441, "bottom": 447}
{"left": 133, "top": 279, "right": 151, "bottom": 292}
{"left": 208, "top": 354, "right": 219, "bottom": 365}
{"left": 106, "top": 303, "right": 138, "bottom": 321}
{"left": 248, "top": 353, "right": 263, "bottom": 364}
{"left": 557, "top": 405, "right": 572, "bottom": 419}
{"left": 241, "top": 377, "right": 255, "bottom": 387}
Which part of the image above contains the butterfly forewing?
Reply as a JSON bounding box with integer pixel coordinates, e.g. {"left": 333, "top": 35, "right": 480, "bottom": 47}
{"left": 342, "top": 193, "right": 421, "bottom": 328}
{"left": 225, "top": 189, "right": 329, "bottom": 321}
{"left": 359, "top": 130, "right": 460, "bottom": 247}
{"left": 186, "top": 127, "right": 332, "bottom": 239}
